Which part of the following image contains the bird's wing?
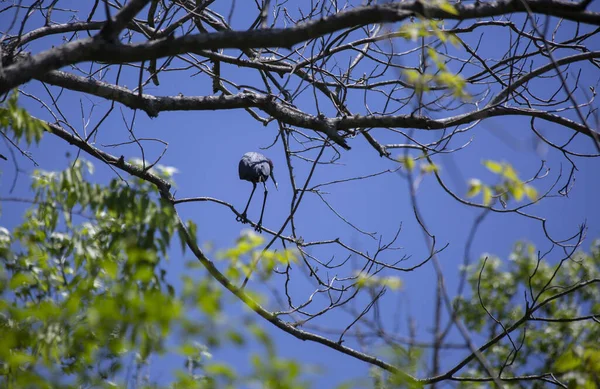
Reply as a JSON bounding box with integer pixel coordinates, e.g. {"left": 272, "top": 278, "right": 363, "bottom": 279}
{"left": 256, "top": 161, "right": 270, "bottom": 182}
{"left": 239, "top": 158, "right": 248, "bottom": 180}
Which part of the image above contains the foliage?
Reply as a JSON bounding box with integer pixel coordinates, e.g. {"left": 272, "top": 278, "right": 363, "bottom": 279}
{"left": 397, "top": 154, "right": 439, "bottom": 176}
{"left": 454, "top": 241, "right": 600, "bottom": 388}
{"left": 0, "top": 161, "right": 310, "bottom": 388}
{"left": 368, "top": 346, "right": 424, "bottom": 389}
{"left": 217, "top": 230, "right": 298, "bottom": 283}
{"left": 399, "top": 0, "right": 469, "bottom": 99}
{"left": 356, "top": 273, "right": 402, "bottom": 290}
{"left": 467, "top": 160, "right": 538, "bottom": 207}
{"left": 0, "top": 91, "right": 47, "bottom": 146}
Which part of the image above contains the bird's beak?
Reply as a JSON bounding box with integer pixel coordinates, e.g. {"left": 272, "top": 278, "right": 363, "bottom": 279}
{"left": 271, "top": 172, "right": 278, "bottom": 190}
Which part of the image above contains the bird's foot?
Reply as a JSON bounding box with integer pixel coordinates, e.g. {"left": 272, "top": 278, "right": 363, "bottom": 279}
{"left": 236, "top": 213, "right": 249, "bottom": 224}
{"left": 254, "top": 223, "right": 263, "bottom": 233}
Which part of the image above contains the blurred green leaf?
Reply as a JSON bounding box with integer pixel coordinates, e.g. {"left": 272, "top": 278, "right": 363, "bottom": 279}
{"left": 466, "top": 179, "right": 482, "bottom": 198}
{"left": 554, "top": 349, "right": 581, "bottom": 372}
{"left": 525, "top": 185, "right": 538, "bottom": 201}
{"left": 483, "top": 160, "right": 503, "bottom": 174}
{"left": 397, "top": 155, "right": 415, "bottom": 171}
{"left": 482, "top": 186, "right": 493, "bottom": 206}
{"left": 420, "top": 162, "right": 439, "bottom": 174}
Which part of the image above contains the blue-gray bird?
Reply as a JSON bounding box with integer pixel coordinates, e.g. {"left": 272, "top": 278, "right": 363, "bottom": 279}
{"left": 237, "top": 152, "right": 278, "bottom": 232}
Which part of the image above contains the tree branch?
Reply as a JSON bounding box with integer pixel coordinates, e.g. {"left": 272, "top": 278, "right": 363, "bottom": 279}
{"left": 2, "top": 0, "right": 599, "bottom": 94}
{"left": 36, "top": 70, "right": 600, "bottom": 143}
{"left": 98, "top": 0, "right": 152, "bottom": 41}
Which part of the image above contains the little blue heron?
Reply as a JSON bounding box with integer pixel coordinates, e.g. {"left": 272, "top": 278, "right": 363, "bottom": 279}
{"left": 237, "top": 152, "right": 278, "bottom": 232}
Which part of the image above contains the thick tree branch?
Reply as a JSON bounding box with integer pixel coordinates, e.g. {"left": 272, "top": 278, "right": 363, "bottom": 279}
{"left": 36, "top": 70, "right": 352, "bottom": 148}
{"left": 36, "top": 70, "right": 600, "bottom": 143}
{"left": 11, "top": 21, "right": 105, "bottom": 48}
{"left": 2, "top": 0, "right": 599, "bottom": 94}
{"left": 98, "top": 0, "right": 152, "bottom": 41}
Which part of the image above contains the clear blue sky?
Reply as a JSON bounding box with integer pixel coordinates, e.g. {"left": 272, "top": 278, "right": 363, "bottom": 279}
{"left": 1, "top": 1, "right": 599, "bottom": 387}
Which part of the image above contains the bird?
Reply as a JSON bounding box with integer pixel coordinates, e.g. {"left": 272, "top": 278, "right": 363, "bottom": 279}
{"left": 237, "top": 152, "right": 278, "bottom": 232}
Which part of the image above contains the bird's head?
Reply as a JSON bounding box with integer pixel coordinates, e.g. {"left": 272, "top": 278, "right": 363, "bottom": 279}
{"left": 268, "top": 159, "right": 278, "bottom": 190}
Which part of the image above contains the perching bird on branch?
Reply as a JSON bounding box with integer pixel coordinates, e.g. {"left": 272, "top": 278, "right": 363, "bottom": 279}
{"left": 237, "top": 152, "right": 278, "bottom": 232}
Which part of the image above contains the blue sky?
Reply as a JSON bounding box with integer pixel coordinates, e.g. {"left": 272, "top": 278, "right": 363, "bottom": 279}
{"left": 1, "top": 1, "right": 599, "bottom": 387}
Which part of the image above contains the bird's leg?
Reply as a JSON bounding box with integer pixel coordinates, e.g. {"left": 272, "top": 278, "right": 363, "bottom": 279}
{"left": 236, "top": 183, "right": 256, "bottom": 223}
{"left": 255, "top": 182, "right": 268, "bottom": 233}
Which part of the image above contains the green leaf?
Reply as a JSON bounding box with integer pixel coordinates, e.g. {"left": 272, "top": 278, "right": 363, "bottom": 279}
{"left": 440, "top": 2, "right": 458, "bottom": 15}
{"left": 187, "top": 219, "right": 198, "bottom": 247}
{"left": 9, "top": 272, "right": 36, "bottom": 290}
{"left": 583, "top": 349, "right": 600, "bottom": 373}
{"left": 502, "top": 164, "right": 519, "bottom": 182}
{"left": 0, "top": 91, "right": 45, "bottom": 146}
{"left": 524, "top": 185, "right": 538, "bottom": 201}
{"left": 356, "top": 273, "right": 402, "bottom": 290}
{"left": 381, "top": 276, "right": 403, "bottom": 290}
{"left": 510, "top": 183, "right": 525, "bottom": 202}
{"left": 397, "top": 155, "right": 415, "bottom": 171}
{"left": 483, "top": 160, "right": 503, "bottom": 174}
{"left": 554, "top": 349, "right": 582, "bottom": 372}
{"left": 133, "top": 266, "right": 154, "bottom": 282}
{"left": 205, "top": 363, "right": 236, "bottom": 379}
{"left": 466, "top": 179, "right": 482, "bottom": 198}
{"left": 439, "top": 71, "right": 468, "bottom": 98}
{"left": 447, "top": 33, "right": 461, "bottom": 46}
{"left": 399, "top": 23, "right": 427, "bottom": 41}
{"left": 433, "top": 0, "right": 459, "bottom": 15}
{"left": 103, "top": 260, "right": 118, "bottom": 279}
{"left": 8, "top": 351, "right": 36, "bottom": 368}
{"left": 179, "top": 343, "right": 199, "bottom": 356}
{"left": 420, "top": 162, "right": 439, "bottom": 174}
{"left": 482, "top": 186, "right": 493, "bottom": 206}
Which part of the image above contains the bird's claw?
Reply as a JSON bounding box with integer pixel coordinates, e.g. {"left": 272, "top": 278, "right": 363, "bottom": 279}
{"left": 254, "top": 223, "right": 263, "bottom": 233}
{"left": 236, "top": 213, "right": 249, "bottom": 224}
